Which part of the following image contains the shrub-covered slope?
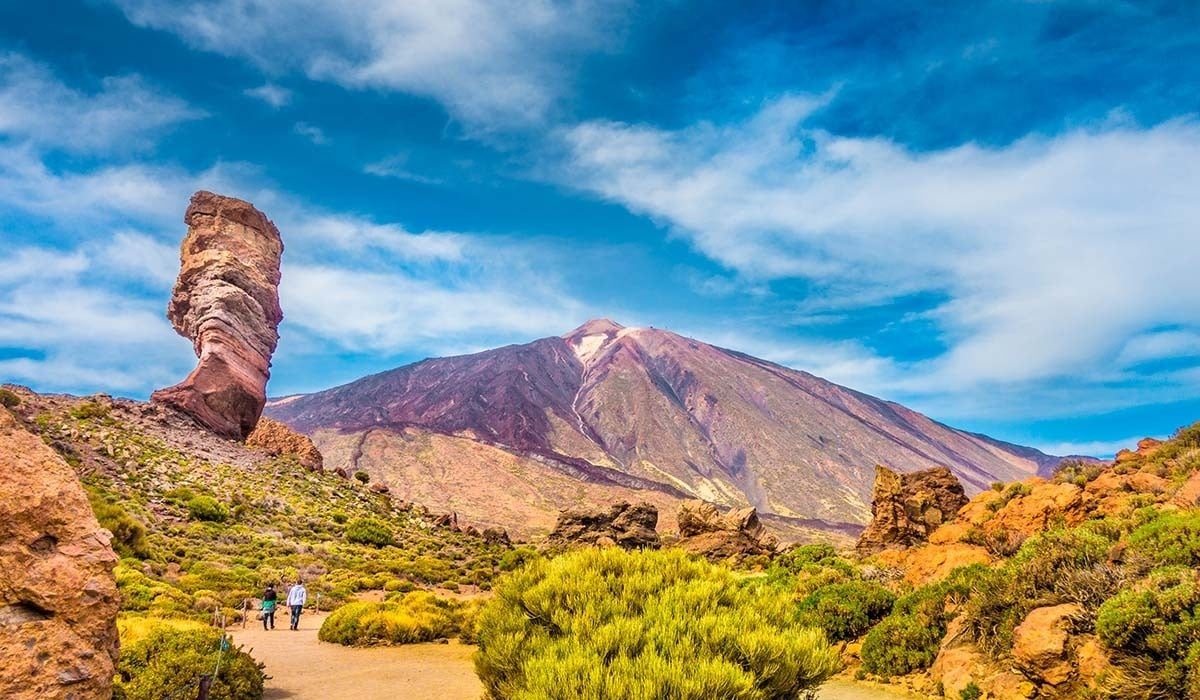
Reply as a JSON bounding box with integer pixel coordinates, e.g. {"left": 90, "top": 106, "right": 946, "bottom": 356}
{"left": 5, "top": 387, "right": 515, "bottom": 621}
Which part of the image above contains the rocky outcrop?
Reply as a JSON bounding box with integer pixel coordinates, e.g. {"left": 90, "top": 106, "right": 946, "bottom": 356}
{"left": 675, "top": 500, "right": 778, "bottom": 560}
{"left": 545, "top": 502, "right": 660, "bottom": 549}
{"left": 1011, "top": 604, "right": 1083, "bottom": 687}
{"left": 246, "top": 417, "right": 323, "bottom": 471}
{"left": 0, "top": 407, "right": 119, "bottom": 699}
{"left": 856, "top": 465, "right": 968, "bottom": 554}
{"left": 152, "top": 191, "right": 284, "bottom": 440}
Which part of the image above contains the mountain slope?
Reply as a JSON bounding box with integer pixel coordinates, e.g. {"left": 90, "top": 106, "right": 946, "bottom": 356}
{"left": 268, "top": 320, "right": 1062, "bottom": 538}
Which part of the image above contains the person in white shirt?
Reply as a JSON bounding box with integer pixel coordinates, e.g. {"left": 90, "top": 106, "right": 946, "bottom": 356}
{"left": 286, "top": 579, "right": 307, "bottom": 630}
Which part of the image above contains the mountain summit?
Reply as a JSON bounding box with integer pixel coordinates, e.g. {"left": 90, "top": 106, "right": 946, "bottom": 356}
{"left": 267, "top": 320, "right": 1062, "bottom": 539}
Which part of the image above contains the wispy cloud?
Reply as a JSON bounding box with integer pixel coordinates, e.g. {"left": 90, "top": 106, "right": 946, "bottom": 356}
{"left": 0, "top": 52, "right": 202, "bottom": 153}
{"left": 282, "top": 261, "right": 586, "bottom": 357}
{"left": 363, "top": 154, "right": 444, "bottom": 185}
{"left": 109, "top": 0, "right": 627, "bottom": 128}
{"left": 244, "top": 82, "right": 292, "bottom": 108}
{"left": 561, "top": 99, "right": 1200, "bottom": 410}
{"left": 292, "top": 121, "right": 328, "bottom": 145}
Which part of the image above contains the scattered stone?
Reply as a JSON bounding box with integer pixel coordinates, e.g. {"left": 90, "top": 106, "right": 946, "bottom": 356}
{"left": 246, "top": 417, "right": 324, "bottom": 471}
{"left": 152, "top": 191, "right": 284, "bottom": 440}
{"left": 0, "top": 407, "right": 119, "bottom": 700}
{"left": 546, "top": 502, "right": 660, "bottom": 550}
{"left": 856, "top": 465, "right": 968, "bottom": 554}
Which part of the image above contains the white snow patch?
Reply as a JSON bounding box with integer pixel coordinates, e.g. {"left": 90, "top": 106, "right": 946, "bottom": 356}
{"left": 571, "top": 333, "right": 609, "bottom": 364}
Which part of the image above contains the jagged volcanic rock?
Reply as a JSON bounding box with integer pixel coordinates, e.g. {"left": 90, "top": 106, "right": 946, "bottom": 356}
{"left": 856, "top": 465, "right": 968, "bottom": 554}
{"left": 247, "top": 417, "right": 323, "bottom": 471}
{"left": 676, "top": 500, "right": 778, "bottom": 560}
{"left": 546, "top": 502, "right": 661, "bottom": 549}
{"left": 152, "top": 191, "right": 283, "bottom": 440}
{"left": 0, "top": 407, "right": 119, "bottom": 700}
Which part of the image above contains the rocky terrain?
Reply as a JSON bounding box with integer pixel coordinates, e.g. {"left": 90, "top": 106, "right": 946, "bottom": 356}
{"left": 846, "top": 426, "right": 1200, "bottom": 699}
{"left": 152, "top": 191, "right": 284, "bottom": 440}
{"left": 268, "top": 318, "right": 1065, "bottom": 540}
{"left": 0, "top": 404, "right": 119, "bottom": 700}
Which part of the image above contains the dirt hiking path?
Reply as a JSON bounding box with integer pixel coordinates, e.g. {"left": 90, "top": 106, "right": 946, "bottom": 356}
{"left": 228, "top": 612, "right": 923, "bottom": 700}
{"left": 228, "top": 612, "right": 482, "bottom": 700}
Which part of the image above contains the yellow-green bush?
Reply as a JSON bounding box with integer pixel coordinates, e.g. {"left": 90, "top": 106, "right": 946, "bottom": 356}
{"left": 344, "top": 517, "right": 394, "bottom": 547}
{"left": 318, "top": 591, "right": 465, "bottom": 645}
{"left": 114, "top": 626, "right": 262, "bottom": 700}
{"left": 187, "top": 495, "right": 228, "bottom": 522}
{"left": 474, "top": 548, "right": 839, "bottom": 700}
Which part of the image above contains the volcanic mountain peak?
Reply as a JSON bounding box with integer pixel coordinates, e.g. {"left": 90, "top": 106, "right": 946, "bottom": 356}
{"left": 267, "top": 321, "right": 1065, "bottom": 540}
{"left": 563, "top": 318, "right": 630, "bottom": 365}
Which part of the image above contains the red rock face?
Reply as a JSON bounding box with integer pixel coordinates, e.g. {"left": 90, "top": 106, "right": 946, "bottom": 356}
{"left": 152, "top": 191, "right": 283, "bottom": 440}
{"left": 0, "top": 407, "right": 120, "bottom": 700}
{"left": 856, "top": 465, "right": 969, "bottom": 553}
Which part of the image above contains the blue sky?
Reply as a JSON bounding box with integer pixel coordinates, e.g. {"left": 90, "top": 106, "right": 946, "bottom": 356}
{"left": 2, "top": 1, "right": 1199, "bottom": 457}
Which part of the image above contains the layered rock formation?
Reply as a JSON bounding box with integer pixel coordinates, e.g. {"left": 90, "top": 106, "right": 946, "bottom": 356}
{"left": 545, "top": 502, "right": 661, "bottom": 550}
{"left": 152, "top": 191, "right": 284, "bottom": 440}
{"left": 246, "top": 417, "right": 323, "bottom": 471}
{"left": 856, "top": 465, "right": 968, "bottom": 554}
{"left": 0, "top": 407, "right": 119, "bottom": 699}
{"left": 676, "top": 500, "right": 778, "bottom": 560}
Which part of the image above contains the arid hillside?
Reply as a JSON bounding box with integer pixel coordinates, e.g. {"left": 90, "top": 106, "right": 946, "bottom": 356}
{"left": 268, "top": 319, "right": 1065, "bottom": 539}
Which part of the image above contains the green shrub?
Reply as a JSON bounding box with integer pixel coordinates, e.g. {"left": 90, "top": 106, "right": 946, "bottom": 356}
{"left": 1096, "top": 567, "right": 1200, "bottom": 658}
{"left": 1127, "top": 510, "right": 1200, "bottom": 569}
{"left": 794, "top": 580, "right": 896, "bottom": 642}
{"left": 475, "top": 547, "right": 839, "bottom": 700}
{"left": 0, "top": 388, "right": 20, "bottom": 408}
{"left": 353, "top": 470, "right": 370, "bottom": 484}
{"left": 87, "top": 490, "right": 148, "bottom": 558}
{"left": 862, "top": 564, "right": 983, "bottom": 676}
{"left": 318, "top": 592, "right": 463, "bottom": 645}
{"left": 1095, "top": 568, "right": 1200, "bottom": 699}
{"left": 959, "top": 681, "right": 982, "bottom": 700}
{"left": 187, "top": 496, "right": 228, "bottom": 523}
{"left": 345, "top": 517, "right": 394, "bottom": 547}
{"left": 69, "top": 400, "right": 110, "bottom": 420}
{"left": 114, "top": 627, "right": 262, "bottom": 700}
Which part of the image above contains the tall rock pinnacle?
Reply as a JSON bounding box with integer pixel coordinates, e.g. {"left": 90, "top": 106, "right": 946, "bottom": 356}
{"left": 151, "top": 191, "right": 284, "bottom": 440}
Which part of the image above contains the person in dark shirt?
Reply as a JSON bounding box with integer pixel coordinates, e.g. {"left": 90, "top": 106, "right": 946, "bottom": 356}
{"left": 261, "top": 583, "right": 279, "bottom": 630}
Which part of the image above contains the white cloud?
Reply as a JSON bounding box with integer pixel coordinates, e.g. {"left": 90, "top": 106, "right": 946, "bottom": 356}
{"left": 244, "top": 83, "right": 292, "bottom": 108}
{"left": 293, "top": 121, "right": 328, "bottom": 145}
{"left": 0, "top": 246, "right": 193, "bottom": 394}
{"left": 109, "top": 0, "right": 625, "bottom": 128}
{"left": 0, "top": 53, "right": 201, "bottom": 153}
{"left": 363, "top": 154, "right": 444, "bottom": 185}
{"left": 562, "top": 99, "right": 1200, "bottom": 404}
{"left": 282, "top": 261, "right": 586, "bottom": 355}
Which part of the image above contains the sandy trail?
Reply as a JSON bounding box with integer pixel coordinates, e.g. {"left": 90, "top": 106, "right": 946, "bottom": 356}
{"left": 228, "top": 612, "right": 482, "bottom": 700}
{"left": 228, "top": 613, "right": 922, "bottom": 700}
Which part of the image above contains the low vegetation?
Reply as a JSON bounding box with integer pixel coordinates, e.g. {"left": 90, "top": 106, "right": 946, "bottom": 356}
{"left": 318, "top": 591, "right": 480, "bottom": 645}
{"left": 113, "top": 622, "right": 263, "bottom": 700}
{"left": 474, "top": 547, "right": 840, "bottom": 700}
